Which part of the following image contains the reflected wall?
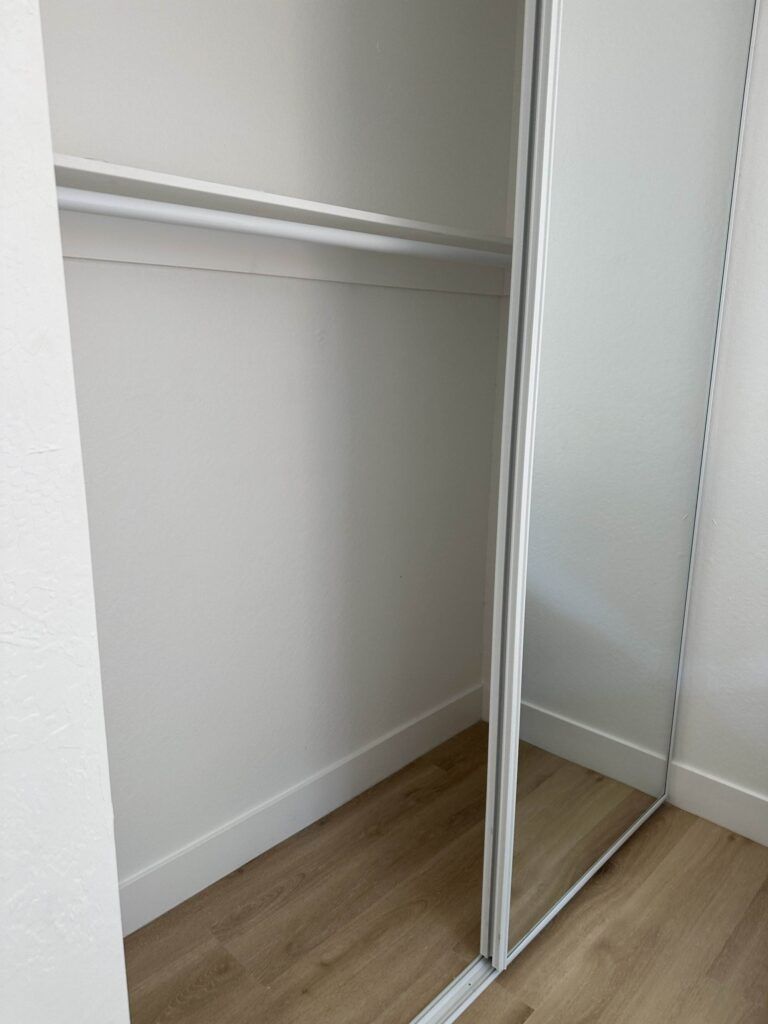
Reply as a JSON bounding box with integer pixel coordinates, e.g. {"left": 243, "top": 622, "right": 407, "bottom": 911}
{"left": 510, "top": 0, "right": 755, "bottom": 949}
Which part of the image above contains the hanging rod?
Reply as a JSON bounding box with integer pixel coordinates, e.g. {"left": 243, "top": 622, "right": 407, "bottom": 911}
{"left": 57, "top": 187, "right": 512, "bottom": 267}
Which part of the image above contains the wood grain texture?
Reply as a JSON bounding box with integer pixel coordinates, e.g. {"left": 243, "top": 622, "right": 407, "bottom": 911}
{"left": 125, "top": 725, "right": 489, "bottom": 1023}
{"left": 469, "top": 805, "right": 768, "bottom": 1024}
{"left": 509, "top": 743, "right": 656, "bottom": 946}
{"left": 124, "top": 726, "right": 766, "bottom": 1024}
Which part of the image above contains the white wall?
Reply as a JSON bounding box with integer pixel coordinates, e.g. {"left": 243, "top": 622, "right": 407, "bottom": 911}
{"left": 62, "top": 237, "right": 500, "bottom": 930}
{"left": 670, "top": 6, "right": 768, "bottom": 847}
{"left": 0, "top": 3, "right": 128, "bottom": 1020}
{"left": 40, "top": 2, "right": 518, "bottom": 931}
{"left": 518, "top": 0, "right": 754, "bottom": 796}
{"left": 40, "top": 0, "right": 518, "bottom": 234}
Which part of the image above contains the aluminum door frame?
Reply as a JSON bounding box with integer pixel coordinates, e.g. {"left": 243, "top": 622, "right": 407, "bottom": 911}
{"left": 480, "top": 0, "right": 563, "bottom": 971}
{"left": 416, "top": 0, "right": 761, "bottom": 1014}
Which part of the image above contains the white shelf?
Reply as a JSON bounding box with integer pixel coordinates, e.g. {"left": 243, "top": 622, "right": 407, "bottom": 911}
{"left": 54, "top": 155, "right": 513, "bottom": 267}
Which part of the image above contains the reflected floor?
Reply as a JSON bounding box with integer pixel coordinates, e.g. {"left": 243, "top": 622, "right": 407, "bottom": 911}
{"left": 510, "top": 740, "right": 656, "bottom": 949}
{"left": 123, "top": 724, "right": 487, "bottom": 1024}
{"left": 122, "top": 725, "right": 655, "bottom": 1022}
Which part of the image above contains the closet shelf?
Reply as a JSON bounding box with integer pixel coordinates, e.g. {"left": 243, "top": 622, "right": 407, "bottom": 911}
{"left": 55, "top": 155, "right": 513, "bottom": 267}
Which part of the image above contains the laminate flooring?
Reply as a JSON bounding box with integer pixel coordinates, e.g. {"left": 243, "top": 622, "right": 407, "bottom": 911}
{"left": 124, "top": 724, "right": 766, "bottom": 1023}
{"left": 464, "top": 802, "right": 768, "bottom": 1023}
{"left": 125, "top": 724, "right": 488, "bottom": 1024}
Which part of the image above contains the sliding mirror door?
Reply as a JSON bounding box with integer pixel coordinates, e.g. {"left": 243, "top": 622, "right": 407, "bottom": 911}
{"left": 499, "top": 0, "right": 757, "bottom": 957}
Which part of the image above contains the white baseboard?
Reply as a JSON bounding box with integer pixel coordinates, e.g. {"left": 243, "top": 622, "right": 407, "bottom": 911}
{"left": 519, "top": 700, "right": 768, "bottom": 849}
{"left": 519, "top": 700, "right": 668, "bottom": 796}
{"left": 118, "top": 685, "right": 482, "bottom": 935}
{"left": 667, "top": 762, "right": 768, "bottom": 848}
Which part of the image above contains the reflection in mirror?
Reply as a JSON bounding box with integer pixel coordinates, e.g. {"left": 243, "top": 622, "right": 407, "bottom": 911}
{"left": 509, "top": 0, "right": 756, "bottom": 950}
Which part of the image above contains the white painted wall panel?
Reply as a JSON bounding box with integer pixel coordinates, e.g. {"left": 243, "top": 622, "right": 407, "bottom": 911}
{"left": 64, "top": 259, "right": 499, "bottom": 891}
{"left": 0, "top": 2, "right": 128, "bottom": 1019}
{"left": 40, "top": 0, "right": 519, "bottom": 234}
{"left": 674, "top": 10, "right": 768, "bottom": 808}
{"left": 521, "top": 0, "right": 754, "bottom": 788}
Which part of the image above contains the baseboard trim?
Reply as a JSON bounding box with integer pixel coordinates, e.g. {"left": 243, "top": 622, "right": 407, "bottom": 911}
{"left": 519, "top": 700, "right": 667, "bottom": 796}
{"left": 519, "top": 700, "right": 768, "bottom": 848}
{"left": 118, "top": 685, "right": 482, "bottom": 935}
{"left": 667, "top": 762, "right": 768, "bottom": 848}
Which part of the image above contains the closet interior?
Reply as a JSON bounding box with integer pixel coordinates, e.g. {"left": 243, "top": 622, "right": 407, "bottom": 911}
{"left": 39, "top": 1, "right": 757, "bottom": 1021}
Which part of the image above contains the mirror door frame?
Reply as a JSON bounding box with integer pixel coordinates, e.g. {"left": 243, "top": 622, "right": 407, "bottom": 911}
{"left": 479, "top": 0, "right": 762, "bottom": 976}
{"left": 480, "top": 0, "right": 563, "bottom": 971}
{"left": 416, "top": 0, "right": 760, "bottom": 1016}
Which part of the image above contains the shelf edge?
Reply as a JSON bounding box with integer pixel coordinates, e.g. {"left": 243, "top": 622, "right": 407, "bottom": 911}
{"left": 54, "top": 154, "right": 513, "bottom": 259}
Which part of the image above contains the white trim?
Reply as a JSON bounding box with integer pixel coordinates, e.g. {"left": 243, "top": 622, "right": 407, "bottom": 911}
{"left": 481, "top": 0, "right": 540, "bottom": 960}
{"left": 517, "top": 699, "right": 768, "bottom": 848}
{"left": 58, "top": 210, "right": 507, "bottom": 298}
{"left": 57, "top": 187, "right": 510, "bottom": 267}
{"left": 519, "top": 701, "right": 667, "bottom": 796}
{"left": 118, "top": 685, "right": 482, "bottom": 935}
{"left": 409, "top": 956, "right": 498, "bottom": 1024}
{"left": 54, "top": 154, "right": 512, "bottom": 259}
{"left": 668, "top": 764, "right": 768, "bottom": 848}
{"left": 483, "top": 0, "right": 564, "bottom": 969}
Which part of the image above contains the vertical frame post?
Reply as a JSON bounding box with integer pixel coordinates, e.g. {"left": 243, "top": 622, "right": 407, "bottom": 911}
{"left": 480, "top": 0, "right": 563, "bottom": 969}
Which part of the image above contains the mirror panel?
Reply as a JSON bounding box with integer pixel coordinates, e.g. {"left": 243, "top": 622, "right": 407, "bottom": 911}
{"left": 509, "top": 0, "right": 755, "bottom": 951}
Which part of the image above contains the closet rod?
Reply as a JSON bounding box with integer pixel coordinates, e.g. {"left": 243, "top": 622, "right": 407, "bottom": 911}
{"left": 57, "top": 187, "right": 511, "bottom": 267}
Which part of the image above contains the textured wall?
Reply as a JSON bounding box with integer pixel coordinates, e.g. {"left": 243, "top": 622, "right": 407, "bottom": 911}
{"left": 674, "top": 9, "right": 768, "bottom": 804}
{"left": 0, "top": 2, "right": 128, "bottom": 1020}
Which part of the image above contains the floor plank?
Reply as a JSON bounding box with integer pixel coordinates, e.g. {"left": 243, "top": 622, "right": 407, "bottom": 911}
{"left": 509, "top": 746, "right": 656, "bottom": 945}
{"left": 216, "top": 761, "right": 486, "bottom": 981}
{"left": 124, "top": 725, "right": 767, "bottom": 1024}
{"left": 471, "top": 806, "right": 768, "bottom": 1024}
{"left": 126, "top": 724, "right": 488, "bottom": 1023}
{"left": 708, "top": 874, "right": 768, "bottom": 1009}
{"left": 128, "top": 937, "right": 263, "bottom": 1024}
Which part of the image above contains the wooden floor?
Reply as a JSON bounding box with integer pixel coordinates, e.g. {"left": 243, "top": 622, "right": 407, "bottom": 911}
{"left": 125, "top": 724, "right": 489, "bottom": 1024}
{"left": 510, "top": 742, "right": 655, "bottom": 945}
{"left": 465, "top": 804, "right": 768, "bottom": 1023}
{"left": 124, "top": 725, "right": 768, "bottom": 1023}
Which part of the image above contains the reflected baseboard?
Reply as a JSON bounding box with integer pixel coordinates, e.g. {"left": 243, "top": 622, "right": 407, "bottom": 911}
{"left": 520, "top": 700, "right": 768, "bottom": 848}
{"left": 519, "top": 700, "right": 667, "bottom": 795}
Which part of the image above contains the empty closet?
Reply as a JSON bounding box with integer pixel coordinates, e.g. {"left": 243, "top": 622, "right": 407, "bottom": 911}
{"left": 38, "top": 0, "right": 757, "bottom": 1021}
